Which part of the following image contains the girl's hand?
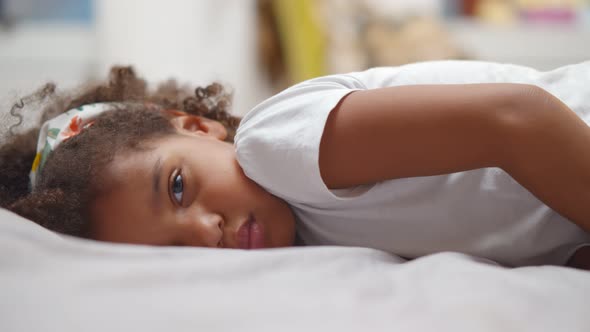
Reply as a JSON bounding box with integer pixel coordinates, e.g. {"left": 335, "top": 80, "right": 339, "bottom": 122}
{"left": 567, "top": 246, "right": 590, "bottom": 270}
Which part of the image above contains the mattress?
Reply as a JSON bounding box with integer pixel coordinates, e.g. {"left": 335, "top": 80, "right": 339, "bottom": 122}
{"left": 0, "top": 208, "right": 589, "bottom": 332}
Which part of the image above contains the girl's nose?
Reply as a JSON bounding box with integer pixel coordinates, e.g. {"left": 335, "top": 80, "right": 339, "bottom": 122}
{"left": 182, "top": 212, "right": 224, "bottom": 248}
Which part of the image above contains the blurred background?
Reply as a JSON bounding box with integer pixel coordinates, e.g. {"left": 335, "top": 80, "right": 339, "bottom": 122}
{"left": 1, "top": 0, "right": 589, "bottom": 129}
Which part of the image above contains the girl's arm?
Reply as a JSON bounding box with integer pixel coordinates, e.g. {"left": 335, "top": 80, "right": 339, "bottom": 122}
{"left": 567, "top": 246, "right": 590, "bottom": 270}
{"left": 319, "top": 84, "right": 590, "bottom": 232}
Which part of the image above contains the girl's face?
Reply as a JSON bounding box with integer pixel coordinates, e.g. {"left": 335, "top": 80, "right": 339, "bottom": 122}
{"left": 90, "top": 113, "right": 296, "bottom": 249}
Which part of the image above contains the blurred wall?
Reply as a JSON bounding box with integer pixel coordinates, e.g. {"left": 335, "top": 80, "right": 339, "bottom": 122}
{"left": 0, "top": 24, "right": 95, "bottom": 139}
{"left": 95, "top": 0, "right": 271, "bottom": 116}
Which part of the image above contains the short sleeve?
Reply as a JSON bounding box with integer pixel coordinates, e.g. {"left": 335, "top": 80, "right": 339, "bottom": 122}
{"left": 234, "top": 74, "right": 366, "bottom": 204}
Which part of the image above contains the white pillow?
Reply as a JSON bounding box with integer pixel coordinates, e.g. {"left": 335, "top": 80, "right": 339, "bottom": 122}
{"left": 1, "top": 208, "right": 589, "bottom": 332}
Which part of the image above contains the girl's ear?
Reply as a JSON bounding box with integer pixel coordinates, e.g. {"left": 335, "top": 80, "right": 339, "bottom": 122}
{"left": 169, "top": 113, "right": 227, "bottom": 141}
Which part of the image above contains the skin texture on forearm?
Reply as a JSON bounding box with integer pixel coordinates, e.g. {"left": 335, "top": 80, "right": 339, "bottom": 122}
{"left": 320, "top": 84, "right": 525, "bottom": 189}
{"left": 501, "top": 87, "right": 590, "bottom": 232}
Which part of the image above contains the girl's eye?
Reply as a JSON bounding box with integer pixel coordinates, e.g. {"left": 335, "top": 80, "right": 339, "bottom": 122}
{"left": 171, "top": 172, "right": 184, "bottom": 205}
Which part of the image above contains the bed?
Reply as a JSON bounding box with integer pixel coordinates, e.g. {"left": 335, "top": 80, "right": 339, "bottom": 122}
{"left": 0, "top": 207, "right": 589, "bottom": 331}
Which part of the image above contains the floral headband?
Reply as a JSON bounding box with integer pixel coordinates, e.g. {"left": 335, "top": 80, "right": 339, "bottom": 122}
{"left": 29, "top": 102, "right": 183, "bottom": 189}
{"left": 29, "top": 102, "right": 123, "bottom": 189}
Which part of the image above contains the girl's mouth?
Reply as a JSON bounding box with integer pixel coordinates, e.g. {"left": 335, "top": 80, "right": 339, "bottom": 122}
{"left": 237, "top": 214, "right": 265, "bottom": 249}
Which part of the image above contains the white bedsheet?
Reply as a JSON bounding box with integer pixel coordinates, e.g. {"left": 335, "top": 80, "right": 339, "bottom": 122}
{"left": 0, "top": 208, "right": 589, "bottom": 332}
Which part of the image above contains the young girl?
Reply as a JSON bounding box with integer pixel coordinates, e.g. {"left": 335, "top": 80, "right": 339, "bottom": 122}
{"left": 1, "top": 62, "right": 589, "bottom": 269}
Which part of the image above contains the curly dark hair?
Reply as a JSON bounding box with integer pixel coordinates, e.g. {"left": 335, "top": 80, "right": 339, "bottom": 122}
{"left": 0, "top": 66, "right": 240, "bottom": 238}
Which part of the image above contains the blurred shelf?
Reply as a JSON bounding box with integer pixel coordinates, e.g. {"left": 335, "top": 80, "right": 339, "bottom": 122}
{"left": 446, "top": 18, "right": 590, "bottom": 70}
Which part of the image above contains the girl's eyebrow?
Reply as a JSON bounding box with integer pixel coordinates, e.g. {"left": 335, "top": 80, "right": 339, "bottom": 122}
{"left": 151, "top": 156, "right": 164, "bottom": 215}
{"left": 152, "top": 157, "right": 164, "bottom": 213}
{"left": 152, "top": 157, "right": 163, "bottom": 194}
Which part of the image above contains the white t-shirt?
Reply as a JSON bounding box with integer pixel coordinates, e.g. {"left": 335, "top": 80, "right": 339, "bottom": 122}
{"left": 234, "top": 60, "right": 590, "bottom": 266}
